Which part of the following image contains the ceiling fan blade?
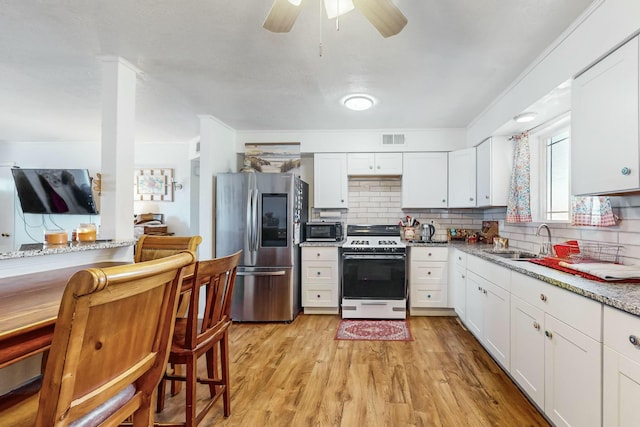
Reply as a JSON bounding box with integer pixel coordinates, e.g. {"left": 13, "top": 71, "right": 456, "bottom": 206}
{"left": 263, "top": 0, "right": 304, "bottom": 33}
{"left": 352, "top": 0, "right": 407, "bottom": 38}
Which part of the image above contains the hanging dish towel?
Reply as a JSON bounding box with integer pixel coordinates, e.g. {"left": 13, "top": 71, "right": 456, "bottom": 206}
{"left": 558, "top": 262, "right": 640, "bottom": 281}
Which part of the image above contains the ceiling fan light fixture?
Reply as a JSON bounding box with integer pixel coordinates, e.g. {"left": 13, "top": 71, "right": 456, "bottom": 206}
{"left": 324, "top": 0, "right": 355, "bottom": 19}
{"left": 343, "top": 94, "right": 375, "bottom": 111}
{"left": 514, "top": 112, "right": 537, "bottom": 123}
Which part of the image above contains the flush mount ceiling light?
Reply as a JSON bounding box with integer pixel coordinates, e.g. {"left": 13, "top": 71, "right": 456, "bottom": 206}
{"left": 343, "top": 94, "right": 375, "bottom": 111}
{"left": 513, "top": 112, "right": 537, "bottom": 123}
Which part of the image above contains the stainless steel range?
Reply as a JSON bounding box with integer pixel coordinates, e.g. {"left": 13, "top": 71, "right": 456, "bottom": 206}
{"left": 341, "top": 224, "right": 407, "bottom": 319}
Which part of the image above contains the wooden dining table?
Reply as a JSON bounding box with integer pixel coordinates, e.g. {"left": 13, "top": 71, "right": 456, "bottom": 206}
{"left": 0, "top": 262, "right": 128, "bottom": 369}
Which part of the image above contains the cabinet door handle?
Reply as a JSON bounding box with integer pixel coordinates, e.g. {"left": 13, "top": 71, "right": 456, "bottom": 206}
{"left": 341, "top": 199, "right": 344, "bottom": 203}
{"left": 485, "top": 195, "right": 490, "bottom": 199}
{"left": 540, "top": 294, "right": 547, "bottom": 302}
{"left": 427, "top": 294, "right": 432, "bottom": 299}
{"left": 621, "top": 167, "right": 631, "bottom": 176}
{"left": 483, "top": 289, "right": 487, "bottom": 295}
{"left": 316, "top": 253, "right": 321, "bottom": 257}
{"left": 478, "top": 286, "right": 482, "bottom": 291}
{"left": 545, "top": 330, "right": 553, "bottom": 339}
{"left": 469, "top": 197, "right": 474, "bottom": 201}
{"left": 369, "top": 165, "right": 374, "bottom": 170}
{"left": 442, "top": 199, "right": 446, "bottom": 203}
{"left": 630, "top": 335, "right": 640, "bottom": 347}
{"left": 316, "top": 271, "right": 321, "bottom": 275}
{"left": 377, "top": 165, "right": 381, "bottom": 169}
{"left": 428, "top": 252, "right": 432, "bottom": 257}
{"left": 533, "top": 321, "right": 540, "bottom": 330}
{"left": 461, "top": 275, "right": 465, "bottom": 279}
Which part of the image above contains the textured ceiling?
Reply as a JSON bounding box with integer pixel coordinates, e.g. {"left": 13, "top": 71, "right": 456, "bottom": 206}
{"left": 0, "top": 0, "right": 593, "bottom": 143}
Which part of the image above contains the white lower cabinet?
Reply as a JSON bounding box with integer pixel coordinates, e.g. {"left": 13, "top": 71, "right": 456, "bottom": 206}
{"left": 301, "top": 247, "right": 339, "bottom": 314}
{"left": 603, "top": 306, "right": 640, "bottom": 427}
{"left": 465, "top": 269, "right": 510, "bottom": 370}
{"left": 409, "top": 247, "right": 448, "bottom": 315}
{"left": 511, "top": 271, "right": 602, "bottom": 427}
{"left": 451, "top": 249, "right": 467, "bottom": 321}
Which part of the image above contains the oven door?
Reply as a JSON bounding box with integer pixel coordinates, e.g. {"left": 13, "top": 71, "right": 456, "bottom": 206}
{"left": 342, "top": 253, "right": 406, "bottom": 299}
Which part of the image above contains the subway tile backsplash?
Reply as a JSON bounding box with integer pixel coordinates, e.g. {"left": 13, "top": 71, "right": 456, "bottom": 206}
{"left": 311, "top": 177, "right": 640, "bottom": 265}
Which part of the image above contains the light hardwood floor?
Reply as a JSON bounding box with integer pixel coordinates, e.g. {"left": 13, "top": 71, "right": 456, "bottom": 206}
{"left": 155, "top": 314, "right": 550, "bottom": 427}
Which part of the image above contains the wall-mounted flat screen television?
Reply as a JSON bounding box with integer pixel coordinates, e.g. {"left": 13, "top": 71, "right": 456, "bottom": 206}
{"left": 11, "top": 168, "right": 99, "bottom": 215}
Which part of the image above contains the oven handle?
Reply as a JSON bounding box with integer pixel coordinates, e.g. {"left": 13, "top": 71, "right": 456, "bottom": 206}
{"left": 342, "top": 254, "right": 406, "bottom": 261}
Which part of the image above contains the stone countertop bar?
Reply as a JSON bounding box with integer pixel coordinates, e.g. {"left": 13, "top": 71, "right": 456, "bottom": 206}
{"left": 0, "top": 240, "right": 137, "bottom": 261}
{"left": 453, "top": 242, "right": 640, "bottom": 317}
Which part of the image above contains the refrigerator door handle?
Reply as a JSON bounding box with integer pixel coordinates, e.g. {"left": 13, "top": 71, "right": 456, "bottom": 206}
{"left": 246, "top": 186, "right": 254, "bottom": 253}
{"left": 237, "top": 270, "right": 286, "bottom": 276}
{"left": 251, "top": 188, "right": 259, "bottom": 264}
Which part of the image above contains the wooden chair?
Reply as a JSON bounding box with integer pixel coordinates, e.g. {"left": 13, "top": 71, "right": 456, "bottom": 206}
{"left": 156, "top": 250, "right": 242, "bottom": 426}
{"left": 134, "top": 235, "right": 203, "bottom": 263}
{"left": 134, "top": 235, "right": 203, "bottom": 398}
{"left": 0, "top": 251, "right": 196, "bottom": 427}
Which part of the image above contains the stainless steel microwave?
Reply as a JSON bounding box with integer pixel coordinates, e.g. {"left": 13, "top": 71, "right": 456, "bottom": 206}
{"left": 304, "top": 222, "right": 343, "bottom": 242}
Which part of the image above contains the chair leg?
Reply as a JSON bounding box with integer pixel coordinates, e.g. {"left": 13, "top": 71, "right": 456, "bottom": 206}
{"left": 186, "top": 356, "right": 197, "bottom": 427}
{"left": 205, "top": 347, "right": 218, "bottom": 398}
{"left": 156, "top": 375, "right": 167, "bottom": 413}
{"left": 171, "top": 363, "right": 183, "bottom": 396}
{"left": 221, "top": 333, "right": 231, "bottom": 417}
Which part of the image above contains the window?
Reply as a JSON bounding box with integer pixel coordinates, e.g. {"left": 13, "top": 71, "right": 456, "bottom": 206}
{"left": 545, "top": 130, "right": 570, "bottom": 221}
{"left": 529, "top": 114, "right": 571, "bottom": 222}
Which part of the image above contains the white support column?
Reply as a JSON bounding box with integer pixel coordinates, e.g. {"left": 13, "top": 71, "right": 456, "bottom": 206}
{"left": 100, "top": 57, "right": 140, "bottom": 241}
{"left": 198, "top": 115, "right": 236, "bottom": 260}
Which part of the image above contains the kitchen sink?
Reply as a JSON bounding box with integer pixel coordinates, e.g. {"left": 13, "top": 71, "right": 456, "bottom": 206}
{"left": 483, "top": 249, "right": 541, "bottom": 260}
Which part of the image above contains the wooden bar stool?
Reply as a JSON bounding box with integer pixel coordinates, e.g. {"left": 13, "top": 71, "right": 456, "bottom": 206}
{"left": 0, "top": 252, "right": 196, "bottom": 426}
{"left": 156, "top": 250, "right": 242, "bottom": 426}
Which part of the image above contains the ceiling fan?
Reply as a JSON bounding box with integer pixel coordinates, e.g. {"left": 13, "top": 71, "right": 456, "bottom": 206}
{"left": 263, "top": 0, "right": 408, "bottom": 38}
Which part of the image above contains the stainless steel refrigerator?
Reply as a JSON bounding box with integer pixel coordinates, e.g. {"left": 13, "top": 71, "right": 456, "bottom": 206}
{"left": 215, "top": 172, "right": 308, "bottom": 322}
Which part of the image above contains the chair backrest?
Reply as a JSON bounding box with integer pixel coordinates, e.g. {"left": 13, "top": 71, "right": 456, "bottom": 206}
{"left": 36, "top": 251, "right": 197, "bottom": 426}
{"left": 180, "top": 251, "right": 242, "bottom": 350}
{"left": 134, "top": 235, "right": 202, "bottom": 263}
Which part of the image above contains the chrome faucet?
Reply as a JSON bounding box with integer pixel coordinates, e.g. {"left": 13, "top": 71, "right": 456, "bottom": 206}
{"left": 536, "top": 223, "right": 554, "bottom": 256}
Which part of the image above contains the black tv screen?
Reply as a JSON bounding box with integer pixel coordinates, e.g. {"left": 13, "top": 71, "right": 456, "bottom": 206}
{"left": 11, "top": 168, "right": 99, "bottom": 215}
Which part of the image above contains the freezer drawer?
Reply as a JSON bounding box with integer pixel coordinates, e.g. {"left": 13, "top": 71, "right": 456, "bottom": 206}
{"left": 231, "top": 266, "right": 299, "bottom": 322}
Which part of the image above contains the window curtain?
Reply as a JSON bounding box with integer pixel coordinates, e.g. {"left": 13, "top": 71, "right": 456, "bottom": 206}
{"left": 506, "top": 132, "right": 532, "bottom": 223}
{"left": 571, "top": 196, "right": 618, "bottom": 226}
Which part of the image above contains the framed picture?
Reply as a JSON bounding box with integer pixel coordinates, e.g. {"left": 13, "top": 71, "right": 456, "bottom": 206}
{"left": 134, "top": 168, "right": 174, "bottom": 201}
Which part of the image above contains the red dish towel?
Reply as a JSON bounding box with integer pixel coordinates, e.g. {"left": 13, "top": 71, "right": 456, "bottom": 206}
{"left": 528, "top": 258, "right": 640, "bottom": 283}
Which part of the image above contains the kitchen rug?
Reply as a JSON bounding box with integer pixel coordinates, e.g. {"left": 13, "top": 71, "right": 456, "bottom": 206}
{"left": 335, "top": 319, "right": 413, "bottom": 341}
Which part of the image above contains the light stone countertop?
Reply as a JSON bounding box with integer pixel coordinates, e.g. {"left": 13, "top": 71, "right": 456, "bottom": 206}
{"left": 299, "top": 241, "right": 344, "bottom": 247}
{"left": 0, "top": 240, "right": 137, "bottom": 260}
{"left": 453, "top": 242, "right": 640, "bottom": 317}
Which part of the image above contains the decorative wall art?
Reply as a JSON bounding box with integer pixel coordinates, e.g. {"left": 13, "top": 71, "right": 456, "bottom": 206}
{"left": 243, "top": 142, "right": 301, "bottom": 174}
{"left": 134, "top": 168, "right": 174, "bottom": 201}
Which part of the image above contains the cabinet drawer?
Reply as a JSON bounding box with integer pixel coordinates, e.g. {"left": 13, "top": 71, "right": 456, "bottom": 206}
{"left": 604, "top": 306, "right": 640, "bottom": 362}
{"left": 303, "top": 288, "right": 336, "bottom": 306}
{"left": 410, "top": 261, "right": 447, "bottom": 284}
{"left": 302, "top": 262, "right": 337, "bottom": 283}
{"left": 411, "top": 286, "right": 446, "bottom": 307}
{"left": 467, "top": 255, "right": 510, "bottom": 291}
{"left": 453, "top": 249, "right": 467, "bottom": 267}
{"left": 411, "top": 247, "right": 448, "bottom": 262}
{"left": 302, "top": 247, "right": 338, "bottom": 261}
{"left": 511, "top": 271, "right": 602, "bottom": 341}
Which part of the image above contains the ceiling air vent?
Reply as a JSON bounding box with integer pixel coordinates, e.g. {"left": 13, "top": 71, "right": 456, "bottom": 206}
{"left": 382, "top": 134, "right": 405, "bottom": 146}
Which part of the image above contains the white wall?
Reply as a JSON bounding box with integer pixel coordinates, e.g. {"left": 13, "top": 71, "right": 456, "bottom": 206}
{"left": 0, "top": 141, "right": 101, "bottom": 248}
{"left": 236, "top": 128, "right": 467, "bottom": 153}
{"left": 468, "top": 0, "right": 640, "bottom": 145}
{"left": 134, "top": 142, "right": 192, "bottom": 236}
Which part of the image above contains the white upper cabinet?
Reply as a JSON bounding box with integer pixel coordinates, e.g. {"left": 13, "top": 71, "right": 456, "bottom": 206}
{"left": 347, "top": 152, "right": 403, "bottom": 175}
{"left": 476, "top": 136, "right": 513, "bottom": 207}
{"left": 314, "top": 153, "right": 348, "bottom": 208}
{"left": 572, "top": 35, "right": 640, "bottom": 195}
{"left": 448, "top": 147, "right": 476, "bottom": 207}
{"left": 401, "top": 152, "right": 448, "bottom": 208}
